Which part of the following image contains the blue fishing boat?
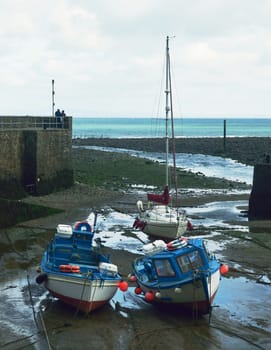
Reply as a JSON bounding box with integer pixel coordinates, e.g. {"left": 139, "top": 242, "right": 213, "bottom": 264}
{"left": 130, "top": 237, "right": 228, "bottom": 315}
{"left": 36, "top": 215, "right": 128, "bottom": 313}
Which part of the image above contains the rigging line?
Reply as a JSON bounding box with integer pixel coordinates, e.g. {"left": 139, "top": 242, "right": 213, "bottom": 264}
{"left": 208, "top": 272, "right": 213, "bottom": 325}
{"left": 27, "top": 272, "right": 53, "bottom": 349}
{"left": 38, "top": 305, "right": 53, "bottom": 350}
{"left": 27, "top": 273, "right": 38, "bottom": 327}
{"left": 168, "top": 41, "right": 179, "bottom": 207}
{"left": 192, "top": 271, "right": 199, "bottom": 320}
{"left": 150, "top": 48, "right": 166, "bottom": 140}
{"left": 88, "top": 274, "right": 99, "bottom": 315}
{"left": 73, "top": 270, "right": 91, "bottom": 318}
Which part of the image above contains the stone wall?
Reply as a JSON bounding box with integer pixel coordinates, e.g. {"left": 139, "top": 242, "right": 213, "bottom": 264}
{"left": 0, "top": 116, "right": 73, "bottom": 197}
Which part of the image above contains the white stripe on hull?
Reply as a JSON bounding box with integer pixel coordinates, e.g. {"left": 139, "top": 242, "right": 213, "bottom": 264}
{"left": 45, "top": 273, "right": 119, "bottom": 303}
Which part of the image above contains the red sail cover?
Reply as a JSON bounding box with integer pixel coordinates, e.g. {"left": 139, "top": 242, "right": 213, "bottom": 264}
{"left": 147, "top": 186, "right": 170, "bottom": 205}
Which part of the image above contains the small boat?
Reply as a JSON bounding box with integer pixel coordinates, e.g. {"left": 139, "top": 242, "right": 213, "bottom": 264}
{"left": 133, "top": 197, "right": 191, "bottom": 240}
{"left": 130, "top": 237, "right": 228, "bottom": 315}
{"left": 36, "top": 215, "right": 128, "bottom": 314}
{"left": 133, "top": 36, "right": 191, "bottom": 240}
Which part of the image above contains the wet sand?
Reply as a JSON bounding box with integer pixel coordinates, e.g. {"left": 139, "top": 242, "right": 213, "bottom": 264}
{"left": 1, "top": 142, "right": 271, "bottom": 350}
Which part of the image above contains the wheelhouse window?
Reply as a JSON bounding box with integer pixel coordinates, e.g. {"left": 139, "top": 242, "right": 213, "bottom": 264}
{"left": 154, "top": 259, "right": 175, "bottom": 277}
{"left": 177, "top": 250, "right": 203, "bottom": 273}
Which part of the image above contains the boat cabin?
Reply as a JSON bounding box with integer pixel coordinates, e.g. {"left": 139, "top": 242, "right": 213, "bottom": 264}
{"left": 55, "top": 223, "right": 94, "bottom": 245}
{"left": 47, "top": 223, "right": 102, "bottom": 268}
{"left": 134, "top": 239, "right": 216, "bottom": 285}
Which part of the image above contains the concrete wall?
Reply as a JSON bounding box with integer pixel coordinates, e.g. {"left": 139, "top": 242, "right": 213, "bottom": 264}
{"left": 248, "top": 163, "right": 271, "bottom": 220}
{"left": 0, "top": 116, "right": 73, "bottom": 197}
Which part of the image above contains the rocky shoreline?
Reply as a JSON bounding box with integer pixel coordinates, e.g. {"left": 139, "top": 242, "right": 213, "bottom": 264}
{"left": 73, "top": 136, "right": 271, "bottom": 166}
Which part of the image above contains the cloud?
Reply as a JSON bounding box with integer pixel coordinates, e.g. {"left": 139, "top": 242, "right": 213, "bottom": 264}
{"left": 0, "top": 0, "right": 271, "bottom": 116}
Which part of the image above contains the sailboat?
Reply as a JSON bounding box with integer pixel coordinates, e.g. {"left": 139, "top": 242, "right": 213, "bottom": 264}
{"left": 133, "top": 36, "right": 192, "bottom": 241}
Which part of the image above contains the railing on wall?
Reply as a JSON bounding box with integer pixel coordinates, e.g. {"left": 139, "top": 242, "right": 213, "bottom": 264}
{"left": 0, "top": 116, "right": 72, "bottom": 130}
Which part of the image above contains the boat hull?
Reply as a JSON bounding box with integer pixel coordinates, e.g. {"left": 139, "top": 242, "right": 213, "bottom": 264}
{"left": 135, "top": 205, "right": 188, "bottom": 240}
{"left": 42, "top": 271, "right": 120, "bottom": 313}
{"left": 142, "top": 219, "right": 187, "bottom": 240}
{"left": 135, "top": 269, "right": 220, "bottom": 315}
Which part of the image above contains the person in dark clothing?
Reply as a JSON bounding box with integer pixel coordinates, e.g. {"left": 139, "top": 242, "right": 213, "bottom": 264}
{"left": 55, "top": 108, "right": 62, "bottom": 128}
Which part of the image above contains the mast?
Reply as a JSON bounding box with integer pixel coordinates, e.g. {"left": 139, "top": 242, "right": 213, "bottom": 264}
{"left": 166, "top": 36, "right": 178, "bottom": 206}
{"left": 165, "top": 36, "right": 170, "bottom": 188}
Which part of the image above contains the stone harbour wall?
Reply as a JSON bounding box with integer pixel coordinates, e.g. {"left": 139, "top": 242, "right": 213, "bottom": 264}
{"left": 0, "top": 116, "right": 73, "bottom": 197}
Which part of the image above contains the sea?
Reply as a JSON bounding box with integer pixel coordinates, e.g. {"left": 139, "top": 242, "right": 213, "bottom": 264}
{"left": 72, "top": 117, "right": 271, "bottom": 139}
{"left": 72, "top": 117, "right": 271, "bottom": 185}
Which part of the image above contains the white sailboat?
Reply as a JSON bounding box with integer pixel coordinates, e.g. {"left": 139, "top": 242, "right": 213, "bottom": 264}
{"left": 133, "top": 36, "right": 192, "bottom": 240}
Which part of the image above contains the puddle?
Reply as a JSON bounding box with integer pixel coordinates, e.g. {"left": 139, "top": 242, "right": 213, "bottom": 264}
{"left": 188, "top": 200, "right": 248, "bottom": 229}
{"left": 215, "top": 277, "right": 271, "bottom": 332}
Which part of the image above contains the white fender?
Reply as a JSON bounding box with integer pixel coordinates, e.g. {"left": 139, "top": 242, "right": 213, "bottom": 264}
{"left": 137, "top": 200, "right": 144, "bottom": 212}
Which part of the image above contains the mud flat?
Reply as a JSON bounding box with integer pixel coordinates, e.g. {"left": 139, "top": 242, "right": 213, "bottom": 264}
{"left": 0, "top": 146, "right": 270, "bottom": 350}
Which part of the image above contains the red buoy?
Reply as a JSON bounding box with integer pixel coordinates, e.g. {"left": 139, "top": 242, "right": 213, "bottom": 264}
{"left": 135, "top": 287, "right": 142, "bottom": 295}
{"left": 145, "top": 291, "right": 155, "bottom": 302}
{"left": 220, "top": 264, "right": 229, "bottom": 275}
{"left": 119, "top": 280, "right": 128, "bottom": 292}
{"left": 129, "top": 275, "right": 137, "bottom": 282}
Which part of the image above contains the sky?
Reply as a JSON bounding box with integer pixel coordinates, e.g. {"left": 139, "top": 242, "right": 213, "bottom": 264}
{"left": 1, "top": 0, "right": 271, "bottom": 118}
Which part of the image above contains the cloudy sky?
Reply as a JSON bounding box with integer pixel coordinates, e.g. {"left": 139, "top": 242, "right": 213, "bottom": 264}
{"left": 1, "top": 0, "right": 271, "bottom": 118}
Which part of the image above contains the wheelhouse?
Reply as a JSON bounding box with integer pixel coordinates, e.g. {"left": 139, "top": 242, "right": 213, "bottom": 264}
{"left": 134, "top": 238, "right": 214, "bottom": 285}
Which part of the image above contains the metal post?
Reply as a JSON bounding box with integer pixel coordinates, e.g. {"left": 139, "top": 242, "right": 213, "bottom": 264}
{"left": 52, "top": 79, "right": 55, "bottom": 117}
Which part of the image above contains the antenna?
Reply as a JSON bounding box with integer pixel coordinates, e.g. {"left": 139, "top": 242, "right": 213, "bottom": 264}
{"left": 52, "top": 79, "right": 55, "bottom": 117}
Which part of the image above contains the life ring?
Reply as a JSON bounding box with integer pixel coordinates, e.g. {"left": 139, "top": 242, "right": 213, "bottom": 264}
{"left": 59, "top": 265, "right": 72, "bottom": 272}
{"left": 167, "top": 237, "right": 188, "bottom": 250}
{"left": 74, "top": 221, "right": 92, "bottom": 232}
{"left": 59, "top": 265, "right": 80, "bottom": 273}
{"left": 71, "top": 265, "right": 80, "bottom": 273}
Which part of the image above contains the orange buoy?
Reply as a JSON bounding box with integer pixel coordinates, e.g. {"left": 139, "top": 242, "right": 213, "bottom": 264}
{"left": 220, "top": 264, "right": 229, "bottom": 275}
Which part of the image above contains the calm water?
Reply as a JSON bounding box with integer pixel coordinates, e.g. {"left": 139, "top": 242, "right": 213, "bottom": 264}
{"left": 72, "top": 117, "right": 271, "bottom": 139}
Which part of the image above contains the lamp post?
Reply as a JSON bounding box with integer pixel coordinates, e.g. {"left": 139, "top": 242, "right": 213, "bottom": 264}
{"left": 52, "top": 79, "right": 55, "bottom": 117}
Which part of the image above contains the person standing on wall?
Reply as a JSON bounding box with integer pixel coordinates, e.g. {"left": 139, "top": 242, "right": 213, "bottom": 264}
{"left": 61, "top": 110, "right": 66, "bottom": 128}
{"left": 55, "top": 108, "right": 62, "bottom": 128}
